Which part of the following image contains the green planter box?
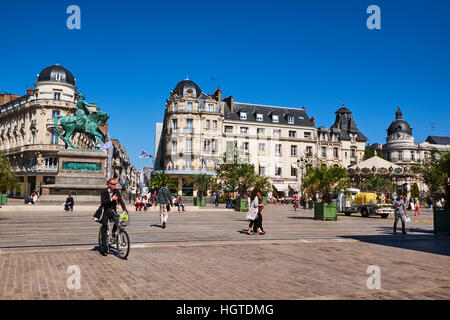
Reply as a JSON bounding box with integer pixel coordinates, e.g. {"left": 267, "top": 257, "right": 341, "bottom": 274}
{"left": 0, "top": 194, "right": 6, "bottom": 205}
{"left": 262, "top": 197, "right": 267, "bottom": 205}
{"left": 199, "top": 197, "right": 206, "bottom": 207}
{"left": 308, "top": 200, "right": 314, "bottom": 209}
{"left": 434, "top": 209, "right": 450, "bottom": 234}
{"left": 314, "top": 202, "right": 338, "bottom": 221}
{"left": 239, "top": 198, "right": 248, "bottom": 212}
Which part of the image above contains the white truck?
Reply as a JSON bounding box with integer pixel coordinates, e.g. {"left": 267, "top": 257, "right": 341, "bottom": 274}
{"left": 335, "top": 188, "right": 394, "bottom": 218}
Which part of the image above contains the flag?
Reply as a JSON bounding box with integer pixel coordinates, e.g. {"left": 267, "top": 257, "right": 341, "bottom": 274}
{"left": 99, "top": 141, "right": 113, "bottom": 150}
{"left": 139, "top": 150, "right": 153, "bottom": 159}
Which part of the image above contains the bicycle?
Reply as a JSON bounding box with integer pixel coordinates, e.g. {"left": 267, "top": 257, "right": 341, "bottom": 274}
{"left": 98, "top": 211, "right": 130, "bottom": 259}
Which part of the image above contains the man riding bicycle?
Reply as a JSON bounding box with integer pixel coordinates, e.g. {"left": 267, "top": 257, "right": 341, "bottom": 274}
{"left": 100, "top": 178, "right": 128, "bottom": 256}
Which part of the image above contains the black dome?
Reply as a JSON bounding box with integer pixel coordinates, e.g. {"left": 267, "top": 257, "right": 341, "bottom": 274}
{"left": 387, "top": 106, "right": 412, "bottom": 136}
{"left": 37, "top": 64, "right": 75, "bottom": 85}
{"left": 173, "top": 79, "right": 202, "bottom": 98}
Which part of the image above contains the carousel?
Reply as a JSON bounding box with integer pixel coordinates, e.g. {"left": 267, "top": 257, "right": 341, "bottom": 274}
{"left": 347, "top": 152, "right": 416, "bottom": 197}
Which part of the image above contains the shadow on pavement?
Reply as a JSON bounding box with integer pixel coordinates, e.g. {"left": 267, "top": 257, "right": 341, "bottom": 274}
{"left": 340, "top": 229, "right": 450, "bottom": 256}
{"left": 288, "top": 216, "right": 314, "bottom": 220}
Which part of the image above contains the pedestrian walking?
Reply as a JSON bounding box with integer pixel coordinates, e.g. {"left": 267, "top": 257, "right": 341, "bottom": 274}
{"left": 393, "top": 195, "right": 407, "bottom": 234}
{"left": 253, "top": 190, "right": 265, "bottom": 234}
{"left": 414, "top": 198, "right": 421, "bottom": 216}
{"left": 156, "top": 182, "right": 173, "bottom": 229}
{"left": 246, "top": 190, "right": 259, "bottom": 235}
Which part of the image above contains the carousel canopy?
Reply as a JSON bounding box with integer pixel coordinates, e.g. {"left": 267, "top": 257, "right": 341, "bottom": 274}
{"left": 348, "top": 153, "right": 403, "bottom": 175}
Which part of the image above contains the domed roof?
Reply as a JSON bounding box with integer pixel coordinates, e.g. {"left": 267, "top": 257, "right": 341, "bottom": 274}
{"left": 172, "top": 79, "right": 202, "bottom": 98}
{"left": 387, "top": 106, "right": 412, "bottom": 136}
{"left": 37, "top": 64, "right": 75, "bottom": 85}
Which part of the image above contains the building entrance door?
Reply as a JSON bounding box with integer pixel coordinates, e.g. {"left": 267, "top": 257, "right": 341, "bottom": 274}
{"left": 28, "top": 176, "right": 36, "bottom": 194}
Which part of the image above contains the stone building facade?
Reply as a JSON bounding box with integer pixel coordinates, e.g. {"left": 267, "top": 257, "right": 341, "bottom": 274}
{"left": 155, "top": 79, "right": 367, "bottom": 196}
{"left": 371, "top": 106, "right": 450, "bottom": 195}
{"left": 0, "top": 64, "right": 95, "bottom": 196}
{"left": 111, "top": 139, "right": 139, "bottom": 189}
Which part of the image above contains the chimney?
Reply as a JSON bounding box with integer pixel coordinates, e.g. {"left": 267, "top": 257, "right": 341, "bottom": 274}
{"left": 224, "top": 95, "right": 234, "bottom": 112}
{"left": 311, "top": 116, "right": 315, "bottom": 127}
{"left": 213, "top": 87, "right": 222, "bottom": 101}
{"left": 302, "top": 106, "right": 306, "bottom": 111}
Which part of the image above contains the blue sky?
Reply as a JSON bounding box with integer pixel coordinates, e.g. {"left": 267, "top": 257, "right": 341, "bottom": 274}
{"left": 1, "top": 0, "right": 449, "bottom": 170}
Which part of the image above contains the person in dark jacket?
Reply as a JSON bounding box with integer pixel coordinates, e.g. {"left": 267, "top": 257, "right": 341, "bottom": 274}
{"left": 65, "top": 194, "right": 74, "bottom": 212}
{"left": 99, "top": 178, "right": 128, "bottom": 255}
{"left": 156, "top": 182, "right": 172, "bottom": 228}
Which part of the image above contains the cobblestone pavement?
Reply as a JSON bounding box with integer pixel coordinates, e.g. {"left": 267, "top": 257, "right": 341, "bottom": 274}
{"left": 0, "top": 204, "right": 449, "bottom": 299}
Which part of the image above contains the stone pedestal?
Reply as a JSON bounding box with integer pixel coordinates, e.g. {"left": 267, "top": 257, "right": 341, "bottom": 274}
{"left": 41, "top": 149, "right": 107, "bottom": 197}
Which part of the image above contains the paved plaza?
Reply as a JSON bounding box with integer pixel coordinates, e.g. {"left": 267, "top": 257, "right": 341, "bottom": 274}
{"left": 0, "top": 202, "right": 449, "bottom": 300}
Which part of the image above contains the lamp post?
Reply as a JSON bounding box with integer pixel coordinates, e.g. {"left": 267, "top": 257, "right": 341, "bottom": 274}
{"left": 296, "top": 157, "right": 309, "bottom": 198}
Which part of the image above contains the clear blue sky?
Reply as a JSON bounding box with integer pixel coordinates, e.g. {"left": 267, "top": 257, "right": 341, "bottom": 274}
{"left": 1, "top": 0, "right": 449, "bottom": 170}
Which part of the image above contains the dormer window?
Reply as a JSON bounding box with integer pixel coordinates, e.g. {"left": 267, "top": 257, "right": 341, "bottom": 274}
{"left": 187, "top": 102, "right": 193, "bottom": 111}
{"left": 240, "top": 112, "right": 247, "bottom": 120}
{"left": 288, "top": 116, "right": 294, "bottom": 124}
{"left": 173, "top": 102, "right": 178, "bottom": 112}
{"left": 256, "top": 113, "right": 263, "bottom": 121}
{"left": 272, "top": 115, "right": 279, "bottom": 123}
{"left": 55, "top": 73, "right": 61, "bottom": 81}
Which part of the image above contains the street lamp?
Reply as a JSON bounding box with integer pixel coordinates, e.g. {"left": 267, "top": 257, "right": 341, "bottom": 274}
{"left": 296, "top": 157, "right": 309, "bottom": 198}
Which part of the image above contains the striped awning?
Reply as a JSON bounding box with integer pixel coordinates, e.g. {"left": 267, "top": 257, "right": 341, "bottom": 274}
{"left": 273, "top": 183, "right": 289, "bottom": 192}
{"left": 289, "top": 184, "right": 299, "bottom": 192}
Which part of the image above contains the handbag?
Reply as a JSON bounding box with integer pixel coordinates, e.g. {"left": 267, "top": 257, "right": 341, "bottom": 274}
{"left": 93, "top": 206, "right": 104, "bottom": 223}
{"left": 166, "top": 203, "right": 171, "bottom": 211}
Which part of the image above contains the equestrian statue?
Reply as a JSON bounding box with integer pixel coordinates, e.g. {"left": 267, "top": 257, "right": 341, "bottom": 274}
{"left": 53, "top": 93, "right": 109, "bottom": 150}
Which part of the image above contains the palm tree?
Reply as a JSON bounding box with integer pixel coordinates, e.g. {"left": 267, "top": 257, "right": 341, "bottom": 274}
{"left": 236, "top": 163, "right": 256, "bottom": 197}
{"left": 254, "top": 175, "right": 272, "bottom": 196}
{"left": 190, "top": 173, "right": 213, "bottom": 198}
{"left": 302, "top": 166, "right": 350, "bottom": 203}
{"left": 362, "top": 176, "right": 391, "bottom": 192}
{"left": 0, "top": 153, "right": 20, "bottom": 194}
{"left": 151, "top": 171, "right": 178, "bottom": 191}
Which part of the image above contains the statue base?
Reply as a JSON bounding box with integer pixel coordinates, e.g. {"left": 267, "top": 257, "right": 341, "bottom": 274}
{"left": 40, "top": 149, "right": 108, "bottom": 201}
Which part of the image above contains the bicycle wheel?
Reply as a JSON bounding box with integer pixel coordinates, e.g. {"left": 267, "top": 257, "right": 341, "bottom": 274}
{"left": 116, "top": 229, "right": 130, "bottom": 259}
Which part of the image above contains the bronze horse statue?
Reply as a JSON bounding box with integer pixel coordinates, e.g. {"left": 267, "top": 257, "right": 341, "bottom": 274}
{"left": 53, "top": 111, "right": 109, "bottom": 150}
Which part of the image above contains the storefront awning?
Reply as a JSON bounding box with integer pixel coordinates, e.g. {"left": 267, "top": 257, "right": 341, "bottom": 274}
{"left": 289, "top": 184, "right": 299, "bottom": 192}
{"left": 273, "top": 183, "right": 289, "bottom": 192}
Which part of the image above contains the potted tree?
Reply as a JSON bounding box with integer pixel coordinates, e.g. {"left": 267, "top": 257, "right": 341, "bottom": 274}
{"left": 254, "top": 175, "right": 272, "bottom": 205}
{"left": 236, "top": 163, "right": 256, "bottom": 211}
{"left": 303, "top": 166, "right": 350, "bottom": 221}
{"left": 151, "top": 171, "right": 179, "bottom": 199}
{"left": 190, "top": 174, "right": 212, "bottom": 207}
{"left": 0, "top": 153, "right": 20, "bottom": 206}
{"left": 422, "top": 150, "right": 450, "bottom": 234}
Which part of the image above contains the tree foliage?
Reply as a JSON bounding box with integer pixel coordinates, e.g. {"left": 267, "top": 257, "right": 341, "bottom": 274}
{"left": 215, "top": 143, "right": 257, "bottom": 196}
{"left": 189, "top": 173, "right": 213, "bottom": 198}
{"left": 151, "top": 171, "right": 178, "bottom": 191}
{"left": 421, "top": 149, "right": 450, "bottom": 208}
{"left": 254, "top": 175, "right": 272, "bottom": 196}
{"left": 302, "top": 166, "right": 350, "bottom": 203}
{"left": 363, "top": 145, "right": 385, "bottom": 160}
{"left": 362, "top": 176, "right": 391, "bottom": 192}
{"left": 0, "top": 153, "right": 20, "bottom": 194}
